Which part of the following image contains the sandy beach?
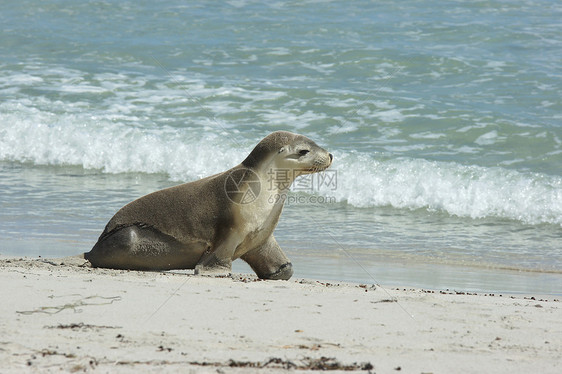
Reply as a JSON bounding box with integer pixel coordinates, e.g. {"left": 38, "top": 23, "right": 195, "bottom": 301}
{"left": 0, "top": 256, "right": 560, "bottom": 373}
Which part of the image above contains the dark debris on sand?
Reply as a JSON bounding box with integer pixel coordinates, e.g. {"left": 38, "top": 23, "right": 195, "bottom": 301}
{"left": 190, "top": 356, "right": 374, "bottom": 371}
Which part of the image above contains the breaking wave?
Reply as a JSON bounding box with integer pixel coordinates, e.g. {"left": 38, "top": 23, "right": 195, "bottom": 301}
{"left": 1, "top": 102, "right": 560, "bottom": 226}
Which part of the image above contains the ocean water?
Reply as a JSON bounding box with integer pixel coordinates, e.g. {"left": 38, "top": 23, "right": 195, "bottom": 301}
{"left": 1, "top": 0, "right": 561, "bottom": 295}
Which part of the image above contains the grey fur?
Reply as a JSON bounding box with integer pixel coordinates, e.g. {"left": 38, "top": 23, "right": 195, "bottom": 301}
{"left": 85, "top": 131, "right": 332, "bottom": 280}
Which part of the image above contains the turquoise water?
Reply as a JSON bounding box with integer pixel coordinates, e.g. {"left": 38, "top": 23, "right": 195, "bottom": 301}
{"left": 1, "top": 0, "right": 561, "bottom": 294}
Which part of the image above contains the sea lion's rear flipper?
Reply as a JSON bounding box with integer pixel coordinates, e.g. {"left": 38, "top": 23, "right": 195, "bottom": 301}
{"left": 241, "top": 235, "right": 293, "bottom": 280}
{"left": 85, "top": 224, "right": 200, "bottom": 271}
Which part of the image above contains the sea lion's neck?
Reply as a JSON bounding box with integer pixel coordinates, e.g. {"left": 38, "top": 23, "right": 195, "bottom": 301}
{"left": 251, "top": 159, "right": 299, "bottom": 195}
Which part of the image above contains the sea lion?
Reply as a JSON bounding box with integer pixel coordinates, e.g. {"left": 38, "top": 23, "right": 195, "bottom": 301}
{"left": 85, "top": 131, "right": 333, "bottom": 280}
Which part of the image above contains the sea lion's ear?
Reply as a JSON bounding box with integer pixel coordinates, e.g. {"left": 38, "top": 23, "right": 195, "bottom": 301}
{"left": 278, "top": 146, "right": 286, "bottom": 154}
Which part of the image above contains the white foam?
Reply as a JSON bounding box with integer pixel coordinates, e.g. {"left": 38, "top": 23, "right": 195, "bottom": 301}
{"left": 373, "top": 109, "right": 405, "bottom": 123}
{"left": 0, "top": 101, "right": 246, "bottom": 181}
{"left": 2, "top": 100, "right": 561, "bottom": 227}
{"left": 326, "top": 124, "right": 359, "bottom": 134}
{"left": 57, "top": 84, "right": 107, "bottom": 94}
{"left": 1, "top": 62, "right": 560, "bottom": 227}
{"left": 259, "top": 110, "right": 326, "bottom": 128}
{"left": 319, "top": 152, "right": 562, "bottom": 226}
{"left": 485, "top": 61, "right": 507, "bottom": 70}
{"left": 266, "top": 47, "right": 291, "bottom": 56}
{"left": 475, "top": 130, "right": 500, "bottom": 145}
{"left": 5, "top": 73, "right": 44, "bottom": 85}
{"left": 299, "top": 62, "right": 335, "bottom": 75}
{"left": 409, "top": 132, "right": 446, "bottom": 140}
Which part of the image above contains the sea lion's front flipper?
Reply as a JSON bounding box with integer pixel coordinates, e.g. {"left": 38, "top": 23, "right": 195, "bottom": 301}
{"left": 242, "top": 235, "right": 293, "bottom": 280}
{"left": 194, "top": 234, "right": 239, "bottom": 276}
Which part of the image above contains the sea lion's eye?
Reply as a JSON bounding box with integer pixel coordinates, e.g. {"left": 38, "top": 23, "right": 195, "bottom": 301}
{"left": 299, "top": 150, "right": 310, "bottom": 156}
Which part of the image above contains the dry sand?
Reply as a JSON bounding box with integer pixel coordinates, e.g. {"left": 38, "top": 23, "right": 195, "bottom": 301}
{"left": 0, "top": 256, "right": 560, "bottom": 373}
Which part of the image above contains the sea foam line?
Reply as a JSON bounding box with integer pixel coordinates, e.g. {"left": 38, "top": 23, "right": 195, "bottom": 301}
{"left": 325, "top": 152, "right": 562, "bottom": 226}
{"left": 0, "top": 103, "right": 246, "bottom": 180}
{"left": 1, "top": 103, "right": 561, "bottom": 226}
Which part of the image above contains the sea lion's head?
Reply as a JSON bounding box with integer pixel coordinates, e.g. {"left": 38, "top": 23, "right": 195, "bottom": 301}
{"left": 243, "top": 131, "right": 333, "bottom": 175}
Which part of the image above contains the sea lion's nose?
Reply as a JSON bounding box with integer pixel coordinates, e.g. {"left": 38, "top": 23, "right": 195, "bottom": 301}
{"left": 329, "top": 153, "right": 333, "bottom": 162}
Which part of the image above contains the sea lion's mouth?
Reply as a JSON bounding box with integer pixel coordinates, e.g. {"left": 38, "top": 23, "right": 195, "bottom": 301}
{"left": 299, "top": 153, "right": 332, "bottom": 174}
{"left": 302, "top": 164, "right": 330, "bottom": 173}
